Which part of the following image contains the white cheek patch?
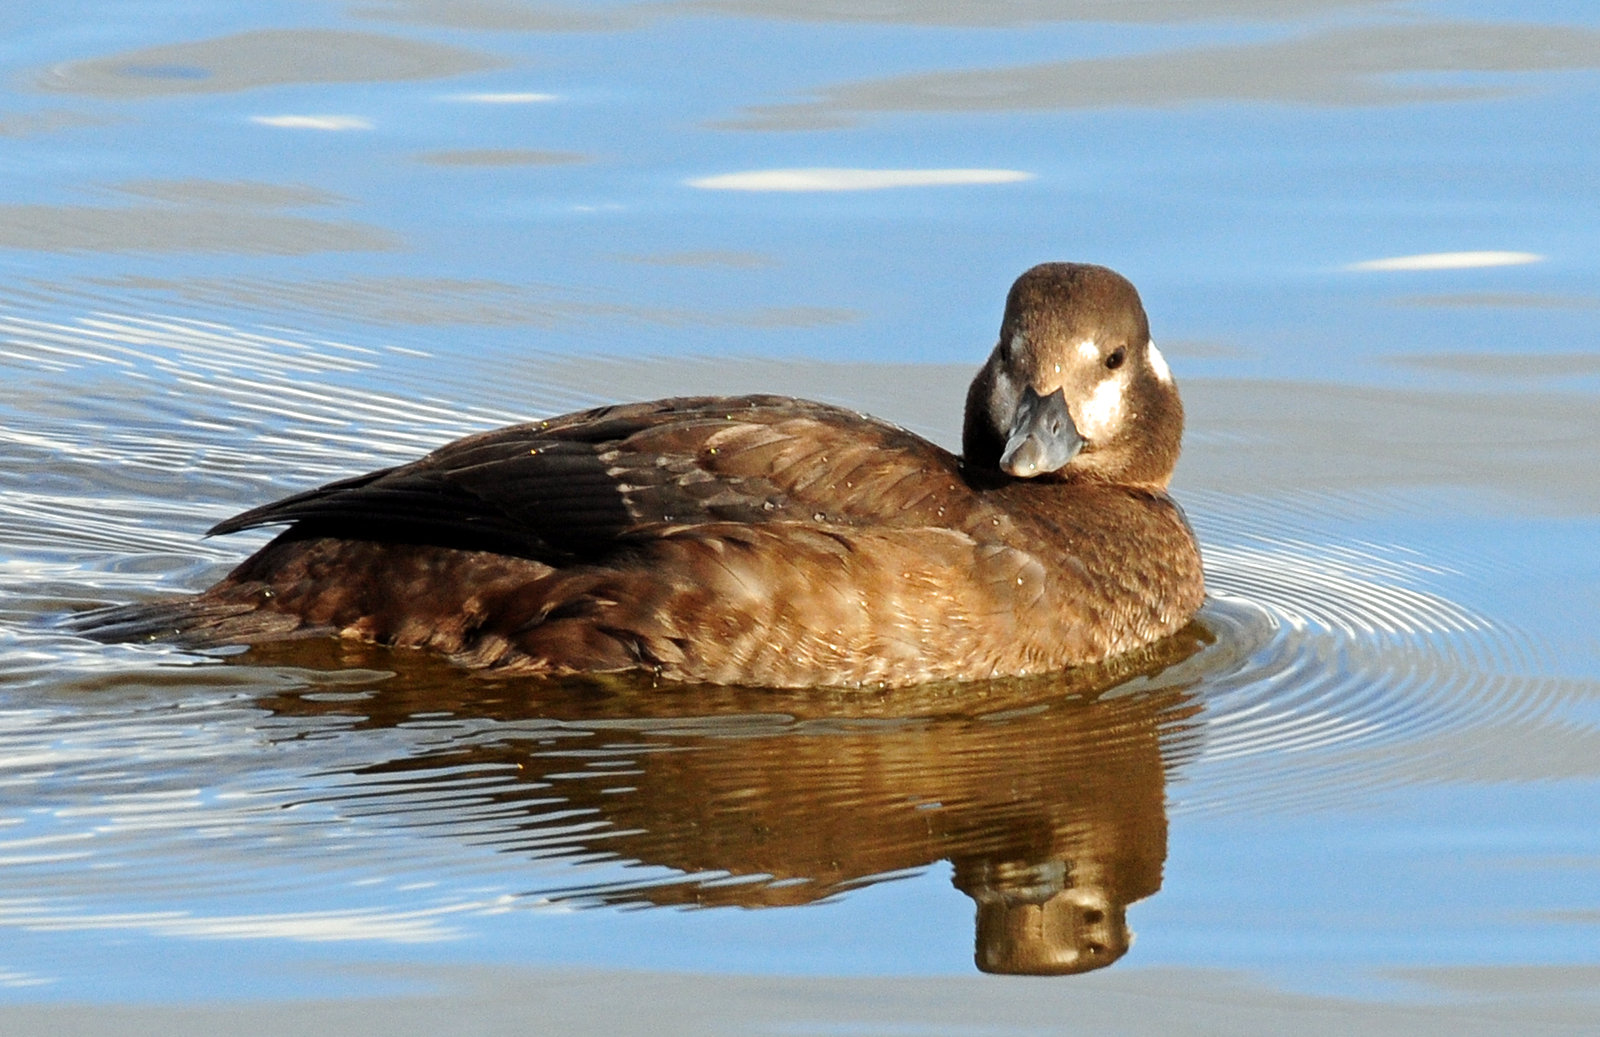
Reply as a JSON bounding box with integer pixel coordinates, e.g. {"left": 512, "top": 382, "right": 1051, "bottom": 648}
{"left": 1147, "top": 340, "right": 1173, "bottom": 384}
{"left": 1076, "top": 339, "right": 1099, "bottom": 362}
{"left": 1010, "top": 332, "right": 1027, "bottom": 356}
{"left": 1076, "top": 376, "right": 1126, "bottom": 441}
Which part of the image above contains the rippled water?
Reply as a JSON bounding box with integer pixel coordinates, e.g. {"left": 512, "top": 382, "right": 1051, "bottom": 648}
{"left": 4, "top": 0, "right": 1600, "bottom": 1031}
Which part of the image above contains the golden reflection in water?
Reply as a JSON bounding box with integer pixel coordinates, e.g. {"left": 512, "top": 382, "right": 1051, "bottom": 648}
{"left": 246, "top": 624, "right": 1209, "bottom": 975}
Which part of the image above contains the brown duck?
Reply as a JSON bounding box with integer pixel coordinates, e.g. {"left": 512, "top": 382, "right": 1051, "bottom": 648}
{"left": 82, "top": 263, "right": 1205, "bottom": 688}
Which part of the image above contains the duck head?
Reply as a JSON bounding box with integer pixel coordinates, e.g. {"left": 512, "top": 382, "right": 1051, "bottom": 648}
{"left": 963, "top": 263, "right": 1183, "bottom": 489}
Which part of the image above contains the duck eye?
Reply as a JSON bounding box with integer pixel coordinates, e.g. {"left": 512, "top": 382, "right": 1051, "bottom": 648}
{"left": 1104, "top": 348, "right": 1125, "bottom": 371}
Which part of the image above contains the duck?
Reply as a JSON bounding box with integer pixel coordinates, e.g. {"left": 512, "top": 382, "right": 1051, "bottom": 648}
{"left": 79, "top": 263, "right": 1204, "bottom": 688}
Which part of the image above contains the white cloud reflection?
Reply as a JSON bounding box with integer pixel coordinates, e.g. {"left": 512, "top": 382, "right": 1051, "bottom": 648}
{"left": 0, "top": 895, "right": 519, "bottom": 944}
{"left": 1347, "top": 250, "right": 1544, "bottom": 272}
{"left": 686, "top": 167, "right": 1033, "bottom": 192}
{"left": 249, "top": 114, "right": 374, "bottom": 130}
{"left": 0, "top": 966, "right": 54, "bottom": 988}
{"left": 448, "top": 91, "right": 557, "bottom": 103}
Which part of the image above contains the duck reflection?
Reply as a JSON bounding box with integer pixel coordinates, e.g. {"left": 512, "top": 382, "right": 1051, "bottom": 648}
{"left": 247, "top": 624, "right": 1209, "bottom": 975}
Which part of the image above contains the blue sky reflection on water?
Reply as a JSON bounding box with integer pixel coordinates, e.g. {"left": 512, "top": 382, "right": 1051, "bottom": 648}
{"left": 5, "top": 0, "right": 1599, "bottom": 380}
{"left": 1, "top": 0, "right": 1599, "bottom": 1022}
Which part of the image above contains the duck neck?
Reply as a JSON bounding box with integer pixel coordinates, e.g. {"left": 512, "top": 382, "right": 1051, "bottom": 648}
{"left": 961, "top": 362, "right": 1007, "bottom": 473}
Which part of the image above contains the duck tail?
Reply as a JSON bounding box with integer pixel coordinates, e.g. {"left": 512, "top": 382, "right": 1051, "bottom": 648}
{"left": 64, "top": 596, "right": 306, "bottom": 648}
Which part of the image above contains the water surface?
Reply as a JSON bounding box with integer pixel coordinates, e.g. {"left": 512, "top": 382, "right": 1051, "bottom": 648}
{"left": 2, "top": 0, "right": 1599, "bottom": 1031}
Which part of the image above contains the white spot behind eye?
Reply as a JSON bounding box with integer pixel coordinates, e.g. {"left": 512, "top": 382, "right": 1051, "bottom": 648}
{"left": 1077, "top": 377, "right": 1126, "bottom": 440}
{"left": 1076, "top": 339, "right": 1099, "bottom": 362}
{"left": 1010, "top": 332, "right": 1027, "bottom": 357}
{"left": 1147, "top": 341, "right": 1173, "bottom": 384}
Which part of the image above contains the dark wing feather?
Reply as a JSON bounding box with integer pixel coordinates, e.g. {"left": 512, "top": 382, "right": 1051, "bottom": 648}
{"left": 208, "top": 394, "right": 964, "bottom": 563}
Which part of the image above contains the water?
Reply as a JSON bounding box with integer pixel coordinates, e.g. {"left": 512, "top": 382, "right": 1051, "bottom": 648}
{"left": 3, "top": 0, "right": 1600, "bottom": 1031}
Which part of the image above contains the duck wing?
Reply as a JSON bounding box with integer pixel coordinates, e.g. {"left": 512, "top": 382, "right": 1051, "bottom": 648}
{"left": 208, "top": 394, "right": 966, "bottom": 563}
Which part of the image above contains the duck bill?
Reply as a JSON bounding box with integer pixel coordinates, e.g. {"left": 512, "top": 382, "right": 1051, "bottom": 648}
{"left": 999, "top": 385, "right": 1085, "bottom": 478}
